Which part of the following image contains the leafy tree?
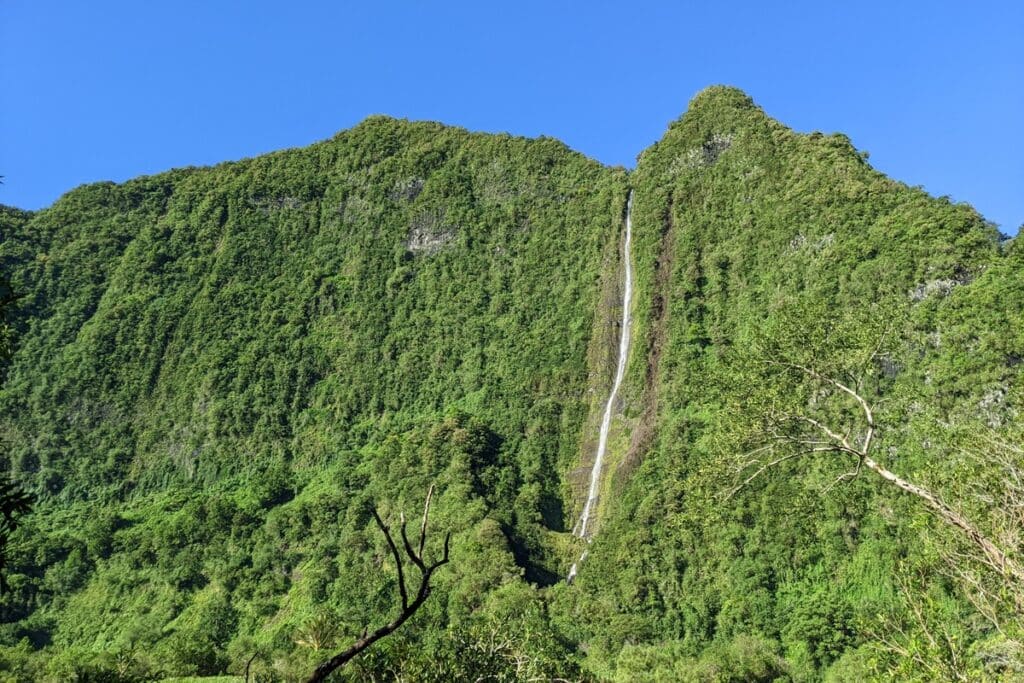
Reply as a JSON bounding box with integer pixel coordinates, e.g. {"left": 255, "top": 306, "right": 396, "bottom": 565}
{"left": 0, "top": 271, "right": 31, "bottom": 595}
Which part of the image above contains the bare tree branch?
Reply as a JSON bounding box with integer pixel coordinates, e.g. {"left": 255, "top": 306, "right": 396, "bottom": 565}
{"left": 419, "top": 484, "right": 432, "bottom": 559}
{"left": 822, "top": 458, "right": 863, "bottom": 493}
{"left": 244, "top": 652, "right": 257, "bottom": 683}
{"left": 307, "top": 485, "right": 451, "bottom": 683}
{"left": 739, "top": 363, "right": 1024, "bottom": 592}
{"left": 773, "top": 361, "right": 876, "bottom": 453}
{"left": 371, "top": 507, "right": 408, "bottom": 611}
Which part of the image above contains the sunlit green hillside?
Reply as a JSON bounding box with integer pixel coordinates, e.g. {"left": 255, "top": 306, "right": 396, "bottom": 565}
{"left": 1, "top": 88, "right": 1021, "bottom": 681}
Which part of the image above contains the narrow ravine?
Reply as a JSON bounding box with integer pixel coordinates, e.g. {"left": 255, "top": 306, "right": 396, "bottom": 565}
{"left": 568, "top": 190, "right": 634, "bottom": 582}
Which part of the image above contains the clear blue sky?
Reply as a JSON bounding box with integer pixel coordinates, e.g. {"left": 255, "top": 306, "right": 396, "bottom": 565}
{"left": 2, "top": 1, "right": 1021, "bottom": 233}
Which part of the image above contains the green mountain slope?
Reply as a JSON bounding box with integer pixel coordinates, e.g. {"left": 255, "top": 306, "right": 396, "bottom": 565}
{"left": 1, "top": 88, "right": 1021, "bottom": 681}
{"left": 0, "top": 119, "right": 627, "bottom": 679}
{"left": 560, "top": 87, "right": 1022, "bottom": 680}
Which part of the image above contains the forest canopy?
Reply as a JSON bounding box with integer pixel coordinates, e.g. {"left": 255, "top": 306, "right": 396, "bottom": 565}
{"left": 0, "top": 88, "right": 1021, "bottom": 681}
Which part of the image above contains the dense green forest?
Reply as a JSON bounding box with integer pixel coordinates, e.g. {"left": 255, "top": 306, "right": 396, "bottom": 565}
{"left": 1, "top": 87, "right": 1021, "bottom": 681}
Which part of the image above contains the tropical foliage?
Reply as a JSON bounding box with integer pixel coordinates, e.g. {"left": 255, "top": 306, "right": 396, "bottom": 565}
{"left": 0, "top": 88, "right": 1021, "bottom": 680}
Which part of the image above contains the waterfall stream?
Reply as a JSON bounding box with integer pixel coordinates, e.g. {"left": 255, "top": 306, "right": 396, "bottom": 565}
{"left": 568, "top": 190, "right": 634, "bottom": 582}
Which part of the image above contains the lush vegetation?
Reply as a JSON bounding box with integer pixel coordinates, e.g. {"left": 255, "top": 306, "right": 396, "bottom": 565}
{"left": 561, "top": 87, "right": 1022, "bottom": 681}
{"left": 0, "top": 251, "right": 34, "bottom": 597}
{"left": 1, "top": 88, "right": 1021, "bottom": 680}
{"left": 0, "top": 122, "right": 625, "bottom": 679}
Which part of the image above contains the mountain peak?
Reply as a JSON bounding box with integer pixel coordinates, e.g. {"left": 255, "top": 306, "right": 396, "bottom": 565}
{"left": 686, "top": 84, "right": 757, "bottom": 113}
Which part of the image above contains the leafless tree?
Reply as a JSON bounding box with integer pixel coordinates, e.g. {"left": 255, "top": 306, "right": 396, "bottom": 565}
{"left": 732, "top": 360, "right": 1024, "bottom": 590}
{"left": 866, "top": 568, "right": 973, "bottom": 682}
{"left": 243, "top": 652, "right": 258, "bottom": 683}
{"left": 306, "top": 485, "right": 451, "bottom": 683}
{"left": 937, "top": 433, "right": 1024, "bottom": 620}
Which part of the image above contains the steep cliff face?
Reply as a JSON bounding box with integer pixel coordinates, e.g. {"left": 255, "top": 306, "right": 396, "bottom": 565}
{"left": 1, "top": 89, "right": 1021, "bottom": 680}
{"left": 0, "top": 118, "right": 625, "bottom": 496}
{"left": 0, "top": 119, "right": 628, "bottom": 678}
{"left": 561, "top": 86, "right": 1021, "bottom": 680}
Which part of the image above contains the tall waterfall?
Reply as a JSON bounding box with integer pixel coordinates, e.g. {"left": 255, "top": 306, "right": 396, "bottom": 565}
{"left": 568, "top": 191, "right": 634, "bottom": 582}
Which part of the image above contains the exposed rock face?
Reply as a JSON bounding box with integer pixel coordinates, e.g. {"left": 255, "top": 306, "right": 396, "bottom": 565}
{"left": 788, "top": 232, "right": 835, "bottom": 252}
{"left": 698, "top": 132, "right": 734, "bottom": 164}
{"left": 909, "top": 268, "right": 973, "bottom": 301}
{"left": 248, "top": 194, "right": 306, "bottom": 214}
{"left": 391, "top": 177, "right": 425, "bottom": 202}
{"left": 405, "top": 211, "right": 457, "bottom": 254}
{"left": 669, "top": 132, "right": 734, "bottom": 174}
{"left": 979, "top": 385, "right": 1011, "bottom": 428}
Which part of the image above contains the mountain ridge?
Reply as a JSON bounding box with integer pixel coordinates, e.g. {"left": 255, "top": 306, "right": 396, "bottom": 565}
{"left": 1, "top": 86, "right": 1020, "bottom": 681}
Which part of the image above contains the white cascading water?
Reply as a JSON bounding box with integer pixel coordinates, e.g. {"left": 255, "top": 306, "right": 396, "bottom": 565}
{"left": 568, "top": 191, "right": 634, "bottom": 582}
